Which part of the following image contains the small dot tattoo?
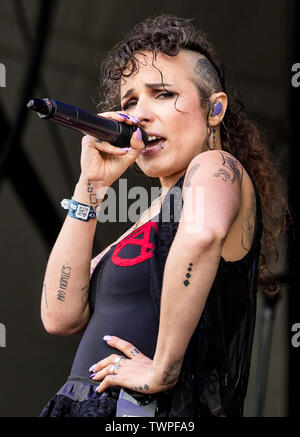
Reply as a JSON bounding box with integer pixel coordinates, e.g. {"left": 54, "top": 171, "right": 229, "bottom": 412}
{"left": 184, "top": 263, "right": 193, "bottom": 286}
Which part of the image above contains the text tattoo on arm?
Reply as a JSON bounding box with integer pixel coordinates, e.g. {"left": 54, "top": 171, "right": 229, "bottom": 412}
{"left": 213, "top": 152, "right": 243, "bottom": 186}
{"left": 56, "top": 265, "right": 71, "bottom": 302}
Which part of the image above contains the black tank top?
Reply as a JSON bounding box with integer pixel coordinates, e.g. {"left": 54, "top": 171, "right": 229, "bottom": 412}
{"left": 70, "top": 169, "right": 262, "bottom": 417}
{"left": 70, "top": 218, "right": 160, "bottom": 378}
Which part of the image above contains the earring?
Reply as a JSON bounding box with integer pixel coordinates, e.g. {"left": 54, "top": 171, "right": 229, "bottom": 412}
{"left": 207, "top": 127, "right": 216, "bottom": 150}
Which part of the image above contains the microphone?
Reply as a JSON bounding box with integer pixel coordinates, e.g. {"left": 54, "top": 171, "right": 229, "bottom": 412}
{"left": 27, "top": 98, "right": 148, "bottom": 147}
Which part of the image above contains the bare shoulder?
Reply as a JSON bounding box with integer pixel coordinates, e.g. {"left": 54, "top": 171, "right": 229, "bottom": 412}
{"left": 185, "top": 150, "right": 244, "bottom": 187}
{"left": 189, "top": 151, "right": 257, "bottom": 261}
{"left": 182, "top": 149, "right": 257, "bottom": 257}
{"left": 183, "top": 150, "right": 245, "bottom": 205}
{"left": 187, "top": 149, "right": 256, "bottom": 211}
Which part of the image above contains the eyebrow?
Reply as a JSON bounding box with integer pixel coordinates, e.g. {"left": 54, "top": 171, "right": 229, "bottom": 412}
{"left": 121, "top": 83, "right": 173, "bottom": 101}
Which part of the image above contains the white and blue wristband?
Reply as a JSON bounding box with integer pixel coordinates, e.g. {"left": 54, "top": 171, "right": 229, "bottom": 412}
{"left": 61, "top": 198, "right": 97, "bottom": 222}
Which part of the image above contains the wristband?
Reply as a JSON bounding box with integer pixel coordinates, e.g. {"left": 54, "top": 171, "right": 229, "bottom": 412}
{"left": 61, "top": 198, "right": 97, "bottom": 221}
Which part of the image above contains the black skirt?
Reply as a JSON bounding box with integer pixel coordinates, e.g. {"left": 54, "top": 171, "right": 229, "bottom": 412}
{"left": 39, "top": 375, "right": 194, "bottom": 417}
{"left": 39, "top": 376, "right": 119, "bottom": 417}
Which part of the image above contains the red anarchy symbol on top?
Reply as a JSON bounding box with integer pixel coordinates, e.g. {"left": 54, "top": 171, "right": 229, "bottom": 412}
{"left": 112, "top": 221, "right": 158, "bottom": 266}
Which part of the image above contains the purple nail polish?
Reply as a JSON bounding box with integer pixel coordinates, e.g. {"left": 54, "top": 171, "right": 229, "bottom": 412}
{"left": 137, "top": 127, "right": 142, "bottom": 141}
{"left": 103, "top": 335, "right": 112, "bottom": 341}
{"left": 119, "top": 113, "right": 130, "bottom": 119}
{"left": 90, "top": 373, "right": 96, "bottom": 378}
{"left": 89, "top": 364, "right": 97, "bottom": 372}
{"left": 127, "top": 116, "right": 139, "bottom": 123}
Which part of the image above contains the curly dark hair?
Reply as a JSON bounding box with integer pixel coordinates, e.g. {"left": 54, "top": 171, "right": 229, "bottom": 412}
{"left": 98, "top": 15, "right": 289, "bottom": 294}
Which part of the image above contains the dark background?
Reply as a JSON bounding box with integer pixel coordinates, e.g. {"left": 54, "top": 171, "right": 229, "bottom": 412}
{"left": 0, "top": 0, "right": 298, "bottom": 417}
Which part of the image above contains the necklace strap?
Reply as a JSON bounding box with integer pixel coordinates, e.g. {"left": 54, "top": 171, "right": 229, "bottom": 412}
{"left": 132, "top": 194, "right": 165, "bottom": 230}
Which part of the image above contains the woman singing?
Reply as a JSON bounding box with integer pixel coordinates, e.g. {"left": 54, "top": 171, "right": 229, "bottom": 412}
{"left": 40, "top": 15, "right": 287, "bottom": 417}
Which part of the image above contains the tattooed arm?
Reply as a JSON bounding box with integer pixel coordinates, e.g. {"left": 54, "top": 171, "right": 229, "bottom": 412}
{"left": 41, "top": 177, "right": 108, "bottom": 335}
{"left": 152, "top": 150, "right": 242, "bottom": 385}
{"left": 91, "top": 151, "right": 244, "bottom": 395}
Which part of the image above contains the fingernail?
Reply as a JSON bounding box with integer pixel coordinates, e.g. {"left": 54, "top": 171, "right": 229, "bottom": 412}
{"left": 119, "top": 113, "right": 130, "bottom": 119}
{"left": 89, "top": 364, "right": 97, "bottom": 372}
{"left": 129, "top": 116, "right": 140, "bottom": 123}
{"left": 103, "top": 335, "right": 112, "bottom": 342}
{"left": 122, "top": 147, "right": 131, "bottom": 151}
{"left": 94, "top": 385, "right": 100, "bottom": 392}
{"left": 90, "top": 373, "right": 96, "bottom": 378}
{"left": 137, "top": 127, "right": 142, "bottom": 141}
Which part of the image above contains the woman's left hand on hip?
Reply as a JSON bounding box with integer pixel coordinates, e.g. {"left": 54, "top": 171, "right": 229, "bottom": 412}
{"left": 89, "top": 336, "right": 171, "bottom": 395}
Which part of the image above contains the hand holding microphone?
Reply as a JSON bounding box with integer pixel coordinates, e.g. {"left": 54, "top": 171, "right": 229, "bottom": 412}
{"left": 27, "top": 98, "right": 147, "bottom": 187}
{"left": 27, "top": 98, "right": 148, "bottom": 147}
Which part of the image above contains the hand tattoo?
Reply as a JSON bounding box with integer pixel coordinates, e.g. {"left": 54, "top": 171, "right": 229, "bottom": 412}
{"left": 130, "top": 348, "right": 140, "bottom": 357}
{"left": 130, "top": 384, "right": 150, "bottom": 392}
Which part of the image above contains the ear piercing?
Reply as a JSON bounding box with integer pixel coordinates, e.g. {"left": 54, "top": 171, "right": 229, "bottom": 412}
{"left": 212, "top": 128, "right": 216, "bottom": 148}
{"left": 207, "top": 127, "right": 216, "bottom": 150}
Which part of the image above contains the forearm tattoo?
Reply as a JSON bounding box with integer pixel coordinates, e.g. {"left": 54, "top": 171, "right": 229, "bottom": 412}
{"left": 80, "top": 284, "right": 89, "bottom": 304}
{"left": 161, "top": 357, "right": 183, "bottom": 386}
{"left": 56, "top": 265, "right": 71, "bottom": 302}
{"left": 129, "top": 356, "right": 183, "bottom": 392}
{"left": 241, "top": 192, "right": 256, "bottom": 251}
{"left": 87, "top": 179, "right": 99, "bottom": 206}
{"left": 213, "top": 151, "right": 243, "bottom": 186}
{"left": 183, "top": 263, "right": 193, "bottom": 287}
